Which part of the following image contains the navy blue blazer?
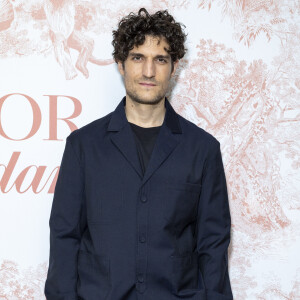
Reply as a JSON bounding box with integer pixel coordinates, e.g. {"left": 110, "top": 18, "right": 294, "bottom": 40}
{"left": 44, "top": 96, "right": 233, "bottom": 300}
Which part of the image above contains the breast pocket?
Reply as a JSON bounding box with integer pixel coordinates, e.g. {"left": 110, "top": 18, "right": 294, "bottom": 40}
{"left": 163, "top": 182, "right": 201, "bottom": 224}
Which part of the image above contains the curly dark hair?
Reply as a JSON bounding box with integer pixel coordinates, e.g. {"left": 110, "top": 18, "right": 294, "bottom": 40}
{"left": 112, "top": 8, "right": 187, "bottom": 67}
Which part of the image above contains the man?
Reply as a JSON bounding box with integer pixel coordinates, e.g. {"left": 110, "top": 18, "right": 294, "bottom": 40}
{"left": 44, "top": 8, "right": 233, "bottom": 300}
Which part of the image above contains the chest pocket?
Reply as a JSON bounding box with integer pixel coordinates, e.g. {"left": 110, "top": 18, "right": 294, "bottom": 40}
{"left": 163, "top": 182, "right": 201, "bottom": 224}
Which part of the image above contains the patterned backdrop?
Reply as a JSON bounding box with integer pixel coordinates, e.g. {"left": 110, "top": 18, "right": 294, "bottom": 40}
{"left": 0, "top": 0, "right": 299, "bottom": 299}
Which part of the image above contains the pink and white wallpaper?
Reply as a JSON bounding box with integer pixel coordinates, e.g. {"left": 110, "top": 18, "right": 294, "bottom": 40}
{"left": 0, "top": 0, "right": 299, "bottom": 299}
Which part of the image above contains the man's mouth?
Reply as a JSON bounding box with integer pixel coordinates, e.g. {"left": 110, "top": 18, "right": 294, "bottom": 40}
{"left": 139, "top": 82, "right": 156, "bottom": 86}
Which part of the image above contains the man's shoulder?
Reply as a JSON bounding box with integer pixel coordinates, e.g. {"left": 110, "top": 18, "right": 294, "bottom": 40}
{"left": 177, "top": 113, "right": 220, "bottom": 148}
{"left": 66, "top": 111, "right": 113, "bottom": 144}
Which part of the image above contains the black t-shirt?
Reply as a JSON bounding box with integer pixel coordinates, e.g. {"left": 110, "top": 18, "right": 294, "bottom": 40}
{"left": 129, "top": 122, "right": 162, "bottom": 176}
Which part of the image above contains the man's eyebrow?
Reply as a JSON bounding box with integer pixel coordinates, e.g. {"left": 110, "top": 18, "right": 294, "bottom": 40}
{"left": 129, "top": 52, "right": 170, "bottom": 59}
{"left": 155, "top": 55, "right": 170, "bottom": 60}
{"left": 128, "top": 52, "right": 144, "bottom": 58}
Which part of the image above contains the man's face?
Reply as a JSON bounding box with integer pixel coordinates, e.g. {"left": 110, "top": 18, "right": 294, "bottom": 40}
{"left": 118, "top": 35, "right": 178, "bottom": 106}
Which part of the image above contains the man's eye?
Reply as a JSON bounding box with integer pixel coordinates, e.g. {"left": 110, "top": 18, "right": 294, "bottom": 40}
{"left": 133, "top": 56, "right": 142, "bottom": 61}
{"left": 157, "top": 58, "right": 167, "bottom": 63}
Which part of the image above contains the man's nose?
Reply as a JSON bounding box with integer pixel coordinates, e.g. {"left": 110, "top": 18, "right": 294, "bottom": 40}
{"left": 142, "top": 59, "right": 156, "bottom": 78}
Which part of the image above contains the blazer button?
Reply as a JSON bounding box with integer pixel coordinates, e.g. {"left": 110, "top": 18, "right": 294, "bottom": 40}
{"left": 141, "top": 195, "right": 147, "bottom": 203}
{"left": 139, "top": 235, "right": 146, "bottom": 243}
{"left": 137, "top": 274, "right": 144, "bottom": 283}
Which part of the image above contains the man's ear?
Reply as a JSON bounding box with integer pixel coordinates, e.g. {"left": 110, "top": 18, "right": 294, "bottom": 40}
{"left": 118, "top": 61, "right": 125, "bottom": 76}
{"left": 171, "top": 60, "right": 179, "bottom": 77}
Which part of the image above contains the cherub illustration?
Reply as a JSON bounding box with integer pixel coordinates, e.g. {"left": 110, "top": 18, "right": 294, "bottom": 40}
{"left": 44, "top": 0, "right": 114, "bottom": 80}
{"left": 0, "top": 0, "right": 14, "bottom": 31}
{"left": 0, "top": 0, "right": 114, "bottom": 80}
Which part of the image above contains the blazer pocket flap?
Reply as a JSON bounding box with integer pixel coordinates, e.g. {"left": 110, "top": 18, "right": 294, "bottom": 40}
{"left": 167, "top": 182, "right": 201, "bottom": 194}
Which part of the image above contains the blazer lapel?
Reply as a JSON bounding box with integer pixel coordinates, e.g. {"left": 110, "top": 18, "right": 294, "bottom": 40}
{"left": 108, "top": 96, "right": 182, "bottom": 187}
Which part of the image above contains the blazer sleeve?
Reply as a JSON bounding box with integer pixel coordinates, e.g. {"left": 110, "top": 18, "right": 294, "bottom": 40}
{"left": 44, "top": 132, "right": 85, "bottom": 300}
{"left": 196, "top": 139, "right": 233, "bottom": 300}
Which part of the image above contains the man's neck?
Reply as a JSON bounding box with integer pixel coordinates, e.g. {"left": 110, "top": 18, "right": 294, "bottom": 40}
{"left": 124, "top": 96, "right": 166, "bottom": 128}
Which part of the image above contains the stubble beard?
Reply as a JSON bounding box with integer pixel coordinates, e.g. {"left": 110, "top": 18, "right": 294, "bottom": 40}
{"left": 126, "top": 88, "right": 166, "bottom": 106}
{"left": 125, "top": 77, "right": 169, "bottom": 106}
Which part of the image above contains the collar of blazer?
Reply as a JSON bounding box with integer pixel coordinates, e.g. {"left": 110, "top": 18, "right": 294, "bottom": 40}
{"left": 107, "top": 96, "right": 182, "bottom": 133}
{"left": 107, "top": 96, "right": 183, "bottom": 186}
